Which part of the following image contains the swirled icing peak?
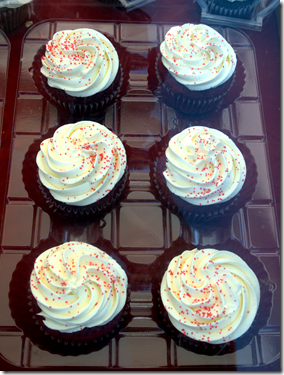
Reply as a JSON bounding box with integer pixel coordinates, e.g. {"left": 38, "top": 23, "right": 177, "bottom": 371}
{"left": 160, "top": 23, "right": 237, "bottom": 91}
{"left": 30, "top": 242, "right": 128, "bottom": 333}
{"left": 36, "top": 121, "right": 127, "bottom": 206}
{"left": 161, "top": 248, "right": 260, "bottom": 344}
{"left": 40, "top": 28, "right": 119, "bottom": 97}
{"left": 163, "top": 126, "right": 246, "bottom": 206}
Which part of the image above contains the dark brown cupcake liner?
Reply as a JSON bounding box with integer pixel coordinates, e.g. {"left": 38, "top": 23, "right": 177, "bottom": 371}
{"left": 9, "top": 237, "right": 131, "bottom": 356}
{"left": 37, "top": 167, "right": 129, "bottom": 220}
{"left": 156, "top": 52, "right": 235, "bottom": 115}
{"left": 31, "top": 35, "right": 130, "bottom": 119}
{"left": 205, "top": 0, "right": 259, "bottom": 19}
{"left": 148, "top": 45, "right": 246, "bottom": 116}
{"left": 22, "top": 126, "right": 130, "bottom": 221}
{"left": 151, "top": 237, "right": 273, "bottom": 356}
{"left": 0, "top": 4, "right": 28, "bottom": 33}
{"left": 149, "top": 128, "right": 257, "bottom": 224}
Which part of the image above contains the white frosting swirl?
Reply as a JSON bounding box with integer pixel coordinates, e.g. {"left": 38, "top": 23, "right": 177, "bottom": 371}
{"left": 36, "top": 121, "right": 127, "bottom": 206}
{"left": 160, "top": 23, "right": 237, "bottom": 91}
{"left": 163, "top": 126, "right": 246, "bottom": 206}
{"left": 30, "top": 242, "right": 128, "bottom": 333}
{"left": 40, "top": 28, "right": 119, "bottom": 98}
{"left": 161, "top": 248, "right": 260, "bottom": 344}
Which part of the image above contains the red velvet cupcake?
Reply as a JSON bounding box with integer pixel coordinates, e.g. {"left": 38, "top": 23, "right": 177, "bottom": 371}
{"left": 32, "top": 28, "right": 130, "bottom": 119}
{"left": 9, "top": 238, "right": 131, "bottom": 355}
{"left": 150, "top": 126, "right": 257, "bottom": 223}
{"left": 151, "top": 238, "right": 273, "bottom": 356}
{"left": 23, "top": 121, "right": 129, "bottom": 220}
{"left": 154, "top": 23, "right": 237, "bottom": 115}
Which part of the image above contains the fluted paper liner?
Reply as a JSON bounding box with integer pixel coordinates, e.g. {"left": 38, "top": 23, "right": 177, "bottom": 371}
{"left": 205, "top": 0, "right": 259, "bottom": 19}
{"left": 0, "top": 4, "right": 28, "bottom": 33}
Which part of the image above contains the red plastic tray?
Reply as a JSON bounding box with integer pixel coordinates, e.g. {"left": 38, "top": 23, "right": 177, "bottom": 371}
{"left": 0, "top": 20, "right": 280, "bottom": 370}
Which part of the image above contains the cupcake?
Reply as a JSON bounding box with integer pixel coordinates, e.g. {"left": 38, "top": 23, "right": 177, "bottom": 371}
{"left": 32, "top": 28, "right": 130, "bottom": 118}
{"left": 151, "top": 239, "right": 272, "bottom": 355}
{"left": 161, "top": 248, "right": 260, "bottom": 344}
{"left": 204, "top": 0, "right": 259, "bottom": 19}
{"left": 30, "top": 241, "right": 128, "bottom": 341}
{"left": 0, "top": 0, "right": 31, "bottom": 33}
{"left": 33, "top": 121, "right": 128, "bottom": 219}
{"left": 150, "top": 126, "right": 257, "bottom": 222}
{"left": 9, "top": 239, "right": 130, "bottom": 354}
{"left": 155, "top": 23, "right": 237, "bottom": 115}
